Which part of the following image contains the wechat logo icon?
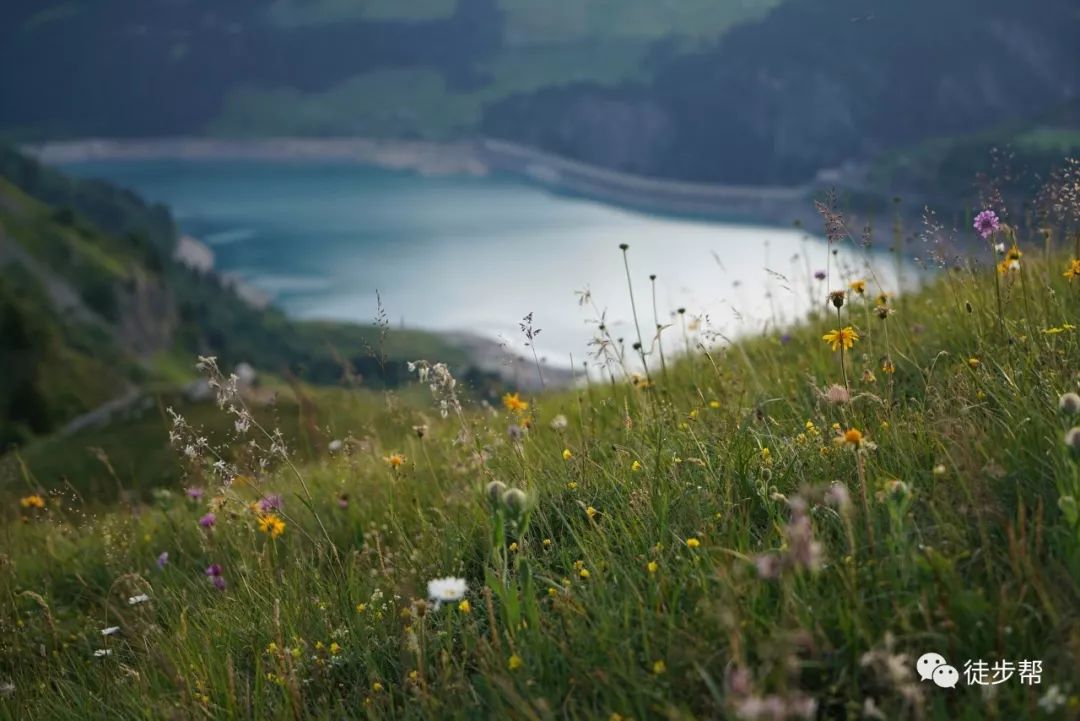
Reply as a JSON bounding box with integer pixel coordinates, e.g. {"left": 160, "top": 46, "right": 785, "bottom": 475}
{"left": 917, "top": 652, "right": 959, "bottom": 689}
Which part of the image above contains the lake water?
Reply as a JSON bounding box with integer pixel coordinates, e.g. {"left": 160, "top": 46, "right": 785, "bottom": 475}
{"left": 62, "top": 160, "right": 910, "bottom": 366}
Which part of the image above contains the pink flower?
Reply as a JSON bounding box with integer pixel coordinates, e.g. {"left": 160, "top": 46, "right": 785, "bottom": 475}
{"left": 973, "top": 209, "right": 1000, "bottom": 239}
{"left": 198, "top": 512, "right": 216, "bottom": 528}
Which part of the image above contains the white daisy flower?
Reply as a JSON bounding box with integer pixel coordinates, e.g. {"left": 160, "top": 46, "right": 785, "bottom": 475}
{"left": 427, "top": 577, "right": 467, "bottom": 609}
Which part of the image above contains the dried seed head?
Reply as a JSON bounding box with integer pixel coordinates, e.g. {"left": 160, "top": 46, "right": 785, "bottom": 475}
{"left": 485, "top": 481, "right": 507, "bottom": 505}
{"left": 1059, "top": 392, "right": 1080, "bottom": 416}
{"left": 1065, "top": 427, "right": 1080, "bottom": 452}
{"left": 502, "top": 488, "right": 528, "bottom": 515}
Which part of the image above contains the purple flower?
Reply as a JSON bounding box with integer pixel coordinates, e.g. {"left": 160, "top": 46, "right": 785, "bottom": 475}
{"left": 780, "top": 333, "right": 792, "bottom": 345}
{"left": 257, "top": 494, "right": 283, "bottom": 513}
{"left": 813, "top": 270, "right": 826, "bottom": 281}
{"left": 973, "top": 209, "right": 1000, "bottom": 239}
{"left": 198, "top": 512, "right": 216, "bottom": 528}
{"left": 185, "top": 486, "right": 205, "bottom": 501}
{"left": 156, "top": 551, "right": 169, "bottom": 569}
{"left": 205, "top": 564, "right": 226, "bottom": 591}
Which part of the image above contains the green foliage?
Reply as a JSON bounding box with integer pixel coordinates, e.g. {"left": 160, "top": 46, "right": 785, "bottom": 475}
{"left": 2, "top": 236, "right": 1079, "bottom": 718}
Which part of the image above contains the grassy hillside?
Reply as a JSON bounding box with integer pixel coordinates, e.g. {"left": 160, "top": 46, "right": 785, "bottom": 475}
{"left": 3, "top": 216, "right": 1079, "bottom": 718}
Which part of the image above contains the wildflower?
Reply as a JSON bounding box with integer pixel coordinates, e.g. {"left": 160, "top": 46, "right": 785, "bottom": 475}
{"left": 1065, "top": 427, "right": 1080, "bottom": 452}
{"left": 760, "top": 447, "right": 771, "bottom": 464}
{"left": 257, "top": 513, "right": 286, "bottom": 538}
{"left": 328, "top": 642, "right": 342, "bottom": 656}
{"left": 550, "top": 414, "right": 568, "bottom": 430}
{"left": 502, "top": 392, "right": 529, "bottom": 413}
{"left": 823, "top": 384, "right": 850, "bottom": 404}
{"left": 967, "top": 357, "right": 981, "bottom": 369}
{"left": 383, "top": 453, "right": 406, "bottom": 468}
{"left": 875, "top": 305, "right": 893, "bottom": 320}
{"left": 185, "top": 486, "right": 204, "bottom": 501}
{"left": 19, "top": 495, "right": 45, "bottom": 509}
{"left": 973, "top": 209, "right": 1000, "bottom": 239}
{"left": 631, "top": 460, "right": 643, "bottom": 472}
{"left": 998, "top": 245, "right": 1022, "bottom": 274}
{"left": 828, "top": 290, "right": 846, "bottom": 309}
{"left": 861, "top": 369, "right": 876, "bottom": 383}
{"left": 709, "top": 400, "right": 721, "bottom": 409}
{"left": 842, "top": 428, "right": 863, "bottom": 447}
{"left": 508, "top": 654, "right": 524, "bottom": 671}
{"left": 822, "top": 326, "right": 859, "bottom": 351}
{"left": 457, "top": 599, "right": 471, "bottom": 614}
{"left": 101, "top": 626, "right": 120, "bottom": 636}
{"left": 814, "top": 270, "right": 826, "bottom": 281}
{"left": 128, "top": 594, "right": 150, "bottom": 606}
{"left": 647, "top": 561, "right": 658, "bottom": 574}
{"left": 881, "top": 358, "right": 895, "bottom": 374}
{"left": 156, "top": 551, "right": 169, "bottom": 569}
{"left": 205, "top": 564, "right": 226, "bottom": 590}
{"left": 337, "top": 493, "right": 349, "bottom": 508}
{"left": 562, "top": 448, "right": 573, "bottom": 461}
{"left": 1060, "top": 393, "right": 1080, "bottom": 416}
{"left": 428, "top": 577, "right": 467, "bottom": 608}
{"left": 686, "top": 538, "right": 701, "bottom": 549}
{"left": 849, "top": 279, "right": 866, "bottom": 295}
{"left": 1064, "top": 259, "right": 1080, "bottom": 281}
{"left": 93, "top": 649, "right": 112, "bottom": 658}
{"left": 257, "top": 494, "right": 283, "bottom": 513}
{"left": 1038, "top": 685, "right": 1067, "bottom": 714}
{"left": 823, "top": 482, "right": 851, "bottom": 511}
{"left": 371, "top": 682, "right": 384, "bottom": 693}
{"left": 585, "top": 506, "right": 598, "bottom": 520}
{"left": 652, "top": 660, "right": 667, "bottom": 675}
{"left": 198, "top": 512, "right": 216, "bottom": 528}
{"left": 877, "top": 479, "right": 911, "bottom": 501}
{"left": 578, "top": 567, "right": 590, "bottom": 579}
{"left": 932, "top": 464, "right": 947, "bottom": 476}
{"left": 328, "top": 439, "right": 343, "bottom": 453}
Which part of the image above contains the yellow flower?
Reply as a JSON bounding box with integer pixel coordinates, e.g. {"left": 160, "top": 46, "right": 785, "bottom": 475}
{"left": 257, "top": 513, "right": 286, "bottom": 538}
{"left": 968, "top": 357, "right": 981, "bottom": 369}
{"left": 355, "top": 603, "right": 367, "bottom": 614}
{"left": 371, "top": 682, "right": 384, "bottom": 693}
{"left": 843, "top": 428, "right": 863, "bottom": 447}
{"left": 586, "top": 506, "right": 598, "bottom": 520}
{"left": 578, "top": 568, "right": 590, "bottom": 579}
{"left": 822, "top": 326, "right": 859, "bottom": 351}
{"left": 849, "top": 279, "right": 866, "bottom": 295}
{"left": 508, "top": 654, "right": 524, "bottom": 671}
{"left": 998, "top": 245, "right": 1022, "bottom": 274}
{"left": 708, "top": 400, "right": 721, "bottom": 409}
{"left": 652, "top": 660, "right": 667, "bottom": 675}
{"left": 383, "top": 452, "right": 406, "bottom": 468}
{"left": 502, "top": 392, "right": 529, "bottom": 413}
{"left": 562, "top": 448, "right": 573, "bottom": 461}
{"left": 457, "top": 599, "right": 471, "bottom": 614}
{"left": 630, "top": 460, "right": 642, "bottom": 472}
{"left": 328, "top": 642, "right": 342, "bottom": 656}
{"left": 881, "top": 358, "right": 896, "bottom": 374}
{"left": 543, "top": 538, "right": 552, "bottom": 548}
{"left": 1065, "top": 259, "right": 1080, "bottom": 281}
{"left": 19, "top": 494, "right": 45, "bottom": 509}
{"left": 647, "top": 561, "right": 658, "bottom": 574}
{"left": 686, "top": 538, "right": 701, "bottom": 549}
{"left": 566, "top": 481, "right": 578, "bottom": 490}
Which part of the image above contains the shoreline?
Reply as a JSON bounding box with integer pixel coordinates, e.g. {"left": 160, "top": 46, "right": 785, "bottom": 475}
{"left": 23, "top": 136, "right": 815, "bottom": 226}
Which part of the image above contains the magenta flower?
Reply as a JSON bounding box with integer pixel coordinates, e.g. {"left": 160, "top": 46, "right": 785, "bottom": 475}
{"left": 156, "top": 551, "right": 169, "bottom": 569}
{"left": 205, "top": 564, "right": 226, "bottom": 590}
{"left": 973, "top": 210, "right": 1000, "bottom": 239}
{"left": 186, "top": 486, "right": 204, "bottom": 501}
{"left": 198, "top": 512, "right": 216, "bottom": 528}
{"left": 257, "top": 494, "right": 283, "bottom": 513}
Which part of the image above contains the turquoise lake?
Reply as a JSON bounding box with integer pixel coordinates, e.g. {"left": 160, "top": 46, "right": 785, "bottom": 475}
{"left": 62, "top": 160, "right": 910, "bottom": 366}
